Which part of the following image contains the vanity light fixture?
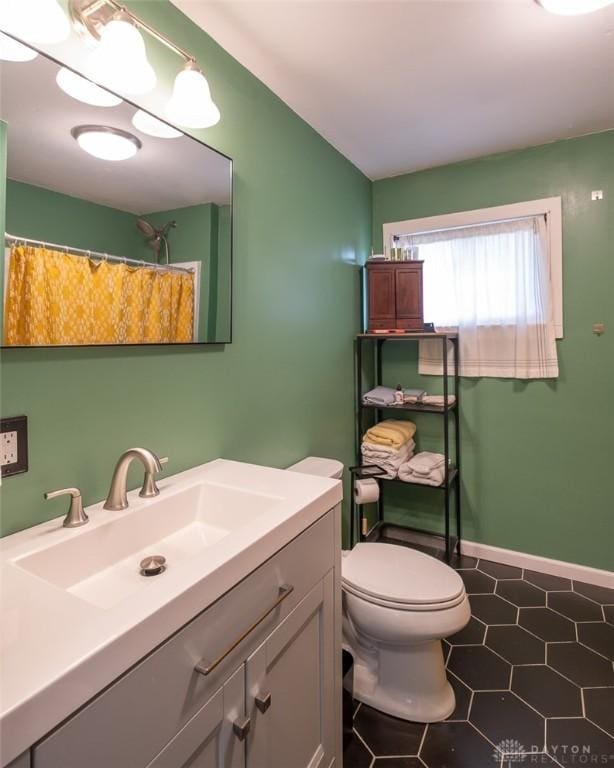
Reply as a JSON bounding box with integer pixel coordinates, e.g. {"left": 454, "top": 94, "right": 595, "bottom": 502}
{"left": 165, "top": 61, "right": 221, "bottom": 130}
{"left": 69, "top": 0, "right": 220, "bottom": 129}
{"left": 0, "top": 0, "right": 70, "bottom": 44}
{"left": 83, "top": 11, "right": 156, "bottom": 96}
{"left": 0, "top": 32, "right": 38, "bottom": 62}
{"left": 71, "top": 125, "right": 142, "bottom": 162}
{"left": 132, "top": 110, "right": 182, "bottom": 139}
{"left": 536, "top": 0, "right": 614, "bottom": 13}
{"left": 57, "top": 67, "right": 123, "bottom": 107}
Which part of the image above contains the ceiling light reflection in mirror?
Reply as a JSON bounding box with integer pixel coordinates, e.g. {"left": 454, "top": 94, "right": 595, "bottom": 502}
{"left": 56, "top": 67, "right": 123, "bottom": 107}
{"left": 132, "top": 110, "right": 182, "bottom": 139}
{"left": 0, "top": 31, "right": 38, "bottom": 62}
{"left": 71, "top": 125, "right": 142, "bottom": 162}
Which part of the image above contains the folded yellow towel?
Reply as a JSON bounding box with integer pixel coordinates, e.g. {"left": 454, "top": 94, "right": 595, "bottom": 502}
{"left": 363, "top": 419, "right": 416, "bottom": 448}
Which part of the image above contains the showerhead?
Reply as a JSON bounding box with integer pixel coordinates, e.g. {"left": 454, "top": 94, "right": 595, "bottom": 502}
{"left": 136, "top": 217, "right": 177, "bottom": 264}
{"left": 136, "top": 218, "right": 157, "bottom": 238}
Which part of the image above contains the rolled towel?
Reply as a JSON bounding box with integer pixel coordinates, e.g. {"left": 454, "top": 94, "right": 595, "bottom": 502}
{"left": 362, "top": 386, "right": 397, "bottom": 406}
{"left": 398, "top": 462, "right": 445, "bottom": 487}
{"left": 406, "top": 451, "right": 446, "bottom": 476}
{"left": 363, "top": 419, "right": 416, "bottom": 449}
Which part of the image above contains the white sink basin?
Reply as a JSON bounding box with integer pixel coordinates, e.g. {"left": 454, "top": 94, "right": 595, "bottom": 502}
{"left": 1, "top": 458, "right": 342, "bottom": 766}
{"left": 14, "top": 481, "right": 283, "bottom": 609}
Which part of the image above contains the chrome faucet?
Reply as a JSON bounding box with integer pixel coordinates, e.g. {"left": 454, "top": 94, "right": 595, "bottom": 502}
{"left": 103, "top": 448, "right": 165, "bottom": 511}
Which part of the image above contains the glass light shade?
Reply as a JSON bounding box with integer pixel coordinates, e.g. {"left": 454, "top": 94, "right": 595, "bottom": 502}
{"left": 165, "top": 66, "right": 221, "bottom": 129}
{"left": 0, "top": 0, "right": 70, "bottom": 44}
{"left": 71, "top": 126, "right": 141, "bottom": 162}
{"left": 537, "top": 0, "right": 614, "bottom": 13}
{"left": 0, "top": 32, "right": 38, "bottom": 61}
{"left": 84, "top": 16, "right": 156, "bottom": 96}
{"left": 132, "top": 109, "right": 182, "bottom": 139}
{"left": 57, "top": 68, "right": 122, "bottom": 107}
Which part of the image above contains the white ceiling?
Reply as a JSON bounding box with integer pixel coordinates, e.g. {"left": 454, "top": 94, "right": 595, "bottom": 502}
{"left": 172, "top": 0, "right": 614, "bottom": 179}
{"left": 0, "top": 53, "right": 231, "bottom": 213}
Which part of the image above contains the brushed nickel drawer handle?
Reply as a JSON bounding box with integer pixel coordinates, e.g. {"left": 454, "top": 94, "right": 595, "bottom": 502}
{"left": 195, "top": 584, "right": 294, "bottom": 677}
{"left": 233, "top": 716, "right": 251, "bottom": 741}
{"left": 255, "top": 692, "right": 272, "bottom": 713}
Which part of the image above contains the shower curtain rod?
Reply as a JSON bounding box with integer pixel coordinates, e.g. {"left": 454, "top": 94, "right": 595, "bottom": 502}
{"left": 4, "top": 233, "right": 194, "bottom": 275}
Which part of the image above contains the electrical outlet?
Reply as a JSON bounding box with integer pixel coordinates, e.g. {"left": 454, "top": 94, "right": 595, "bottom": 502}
{"left": 0, "top": 416, "right": 28, "bottom": 477}
{"left": 1, "top": 431, "right": 18, "bottom": 466}
{"left": 591, "top": 190, "right": 604, "bottom": 201}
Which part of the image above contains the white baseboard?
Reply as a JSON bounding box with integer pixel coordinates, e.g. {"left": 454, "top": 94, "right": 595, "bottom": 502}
{"left": 462, "top": 539, "right": 614, "bottom": 590}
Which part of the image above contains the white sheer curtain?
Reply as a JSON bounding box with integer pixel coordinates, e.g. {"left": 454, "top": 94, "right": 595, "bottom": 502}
{"left": 401, "top": 217, "right": 559, "bottom": 379}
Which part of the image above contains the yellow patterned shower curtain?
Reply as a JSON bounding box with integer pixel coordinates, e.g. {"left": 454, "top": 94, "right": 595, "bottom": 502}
{"left": 3, "top": 245, "right": 195, "bottom": 345}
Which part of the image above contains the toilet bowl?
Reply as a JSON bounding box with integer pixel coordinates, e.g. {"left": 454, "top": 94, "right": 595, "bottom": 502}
{"left": 342, "top": 543, "right": 470, "bottom": 722}
{"left": 286, "top": 457, "right": 471, "bottom": 723}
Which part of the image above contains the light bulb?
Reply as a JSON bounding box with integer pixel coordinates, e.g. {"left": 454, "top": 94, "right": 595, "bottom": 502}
{"left": 84, "top": 13, "right": 156, "bottom": 96}
{"left": 165, "top": 62, "right": 220, "bottom": 129}
{"left": 536, "top": 0, "right": 614, "bottom": 13}
{"left": 132, "top": 110, "right": 182, "bottom": 139}
{"left": 57, "top": 67, "right": 122, "bottom": 107}
{"left": 71, "top": 125, "right": 141, "bottom": 162}
{"left": 0, "top": 31, "right": 38, "bottom": 61}
{"left": 0, "top": 0, "right": 70, "bottom": 44}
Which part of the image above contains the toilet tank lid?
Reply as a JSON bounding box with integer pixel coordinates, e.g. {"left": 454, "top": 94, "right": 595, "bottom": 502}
{"left": 342, "top": 543, "right": 464, "bottom": 606}
{"left": 287, "top": 456, "right": 344, "bottom": 479}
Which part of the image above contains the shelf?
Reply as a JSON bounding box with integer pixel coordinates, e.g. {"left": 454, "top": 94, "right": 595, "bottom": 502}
{"left": 357, "top": 332, "right": 458, "bottom": 341}
{"left": 360, "top": 401, "right": 456, "bottom": 414}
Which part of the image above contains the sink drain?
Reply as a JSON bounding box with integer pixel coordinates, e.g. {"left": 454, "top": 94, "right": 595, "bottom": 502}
{"left": 140, "top": 555, "right": 166, "bottom": 577}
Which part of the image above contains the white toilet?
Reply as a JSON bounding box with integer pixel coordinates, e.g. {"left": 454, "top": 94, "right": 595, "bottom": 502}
{"left": 287, "top": 456, "right": 471, "bottom": 723}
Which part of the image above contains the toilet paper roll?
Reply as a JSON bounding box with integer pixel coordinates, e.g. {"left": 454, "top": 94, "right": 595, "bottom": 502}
{"left": 354, "top": 478, "right": 380, "bottom": 505}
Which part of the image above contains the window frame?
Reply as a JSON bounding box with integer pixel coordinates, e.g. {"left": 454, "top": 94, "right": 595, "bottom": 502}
{"left": 382, "top": 197, "right": 563, "bottom": 338}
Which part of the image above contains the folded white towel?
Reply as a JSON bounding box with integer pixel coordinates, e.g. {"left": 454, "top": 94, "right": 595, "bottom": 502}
{"left": 361, "top": 440, "right": 414, "bottom": 479}
{"left": 406, "top": 451, "right": 446, "bottom": 476}
{"left": 398, "top": 463, "right": 445, "bottom": 486}
{"left": 361, "top": 439, "right": 415, "bottom": 460}
{"left": 421, "top": 395, "right": 456, "bottom": 407}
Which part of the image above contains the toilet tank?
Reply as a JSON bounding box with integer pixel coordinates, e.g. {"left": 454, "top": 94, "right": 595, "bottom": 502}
{"left": 286, "top": 456, "right": 344, "bottom": 480}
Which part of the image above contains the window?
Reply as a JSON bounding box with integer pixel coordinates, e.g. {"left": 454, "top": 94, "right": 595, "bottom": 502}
{"left": 382, "top": 198, "right": 562, "bottom": 379}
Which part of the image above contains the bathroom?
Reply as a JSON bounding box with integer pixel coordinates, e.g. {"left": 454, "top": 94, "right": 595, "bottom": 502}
{"left": 0, "top": 0, "right": 612, "bottom": 766}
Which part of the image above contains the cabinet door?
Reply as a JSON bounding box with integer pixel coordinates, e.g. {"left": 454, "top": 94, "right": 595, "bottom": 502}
{"left": 395, "top": 265, "right": 423, "bottom": 328}
{"left": 368, "top": 266, "right": 396, "bottom": 324}
{"left": 146, "top": 665, "right": 245, "bottom": 768}
{"left": 246, "top": 573, "right": 335, "bottom": 768}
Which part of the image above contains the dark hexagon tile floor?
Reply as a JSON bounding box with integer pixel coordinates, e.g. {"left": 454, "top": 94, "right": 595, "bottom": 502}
{"left": 344, "top": 551, "right": 614, "bottom": 768}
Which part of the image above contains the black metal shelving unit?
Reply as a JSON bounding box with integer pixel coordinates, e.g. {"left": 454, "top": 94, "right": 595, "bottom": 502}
{"left": 351, "top": 332, "right": 461, "bottom": 562}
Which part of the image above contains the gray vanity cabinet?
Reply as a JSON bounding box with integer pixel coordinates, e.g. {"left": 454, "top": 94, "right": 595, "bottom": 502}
{"left": 146, "top": 665, "right": 245, "bottom": 768}
{"left": 246, "top": 573, "right": 335, "bottom": 768}
{"left": 31, "top": 509, "right": 341, "bottom": 768}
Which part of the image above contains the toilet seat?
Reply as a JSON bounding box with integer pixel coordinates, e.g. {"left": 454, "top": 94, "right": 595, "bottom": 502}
{"left": 342, "top": 543, "right": 466, "bottom": 611}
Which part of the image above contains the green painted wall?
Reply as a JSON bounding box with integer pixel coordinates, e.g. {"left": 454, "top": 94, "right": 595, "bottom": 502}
{"left": 371, "top": 131, "right": 614, "bottom": 570}
{"left": 5, "top": 179, "right": 142, "bottom": 257}
{"left": 0, "top": 1, "right": 371, "bottom": 536}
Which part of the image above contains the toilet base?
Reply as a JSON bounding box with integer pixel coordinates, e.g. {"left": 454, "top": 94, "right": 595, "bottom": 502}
{"left": 347, "top": 639, "right": 455, "bottom": 723}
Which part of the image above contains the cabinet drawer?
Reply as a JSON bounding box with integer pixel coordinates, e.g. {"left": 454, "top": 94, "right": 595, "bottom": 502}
{"left": 33, "top": 511, "right": 336, "bottom": 768}
{"left": 368, "top": 319, "right": 394, "bottom": 331}
{"left": 395, "top": 318, "right": 423, "bottom": 330}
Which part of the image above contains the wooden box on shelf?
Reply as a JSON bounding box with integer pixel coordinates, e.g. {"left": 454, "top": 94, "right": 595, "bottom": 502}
{"left": 366, "top": 261, "right": 424, "bottom": 332}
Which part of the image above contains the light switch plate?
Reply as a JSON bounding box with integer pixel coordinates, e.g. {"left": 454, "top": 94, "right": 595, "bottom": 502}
{"left": 591, "top": 190, "right": 604, "bottom": 201}
{"left": 0, "top": 415, "right": 28, "bottom": 477}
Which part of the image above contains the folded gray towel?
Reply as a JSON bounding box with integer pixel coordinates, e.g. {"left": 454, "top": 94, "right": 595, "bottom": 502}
{"left": 362, "top": 386, "right": 397, "bottom": 406}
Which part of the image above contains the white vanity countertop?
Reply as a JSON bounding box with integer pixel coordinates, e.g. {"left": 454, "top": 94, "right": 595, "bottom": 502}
{"left": 0, "top": 459, "right": 342, "bottom": 766}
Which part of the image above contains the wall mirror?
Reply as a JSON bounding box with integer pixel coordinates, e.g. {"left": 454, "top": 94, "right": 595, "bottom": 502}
{"left": 0, "top": 50, "right": 232, "bottom": 346}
